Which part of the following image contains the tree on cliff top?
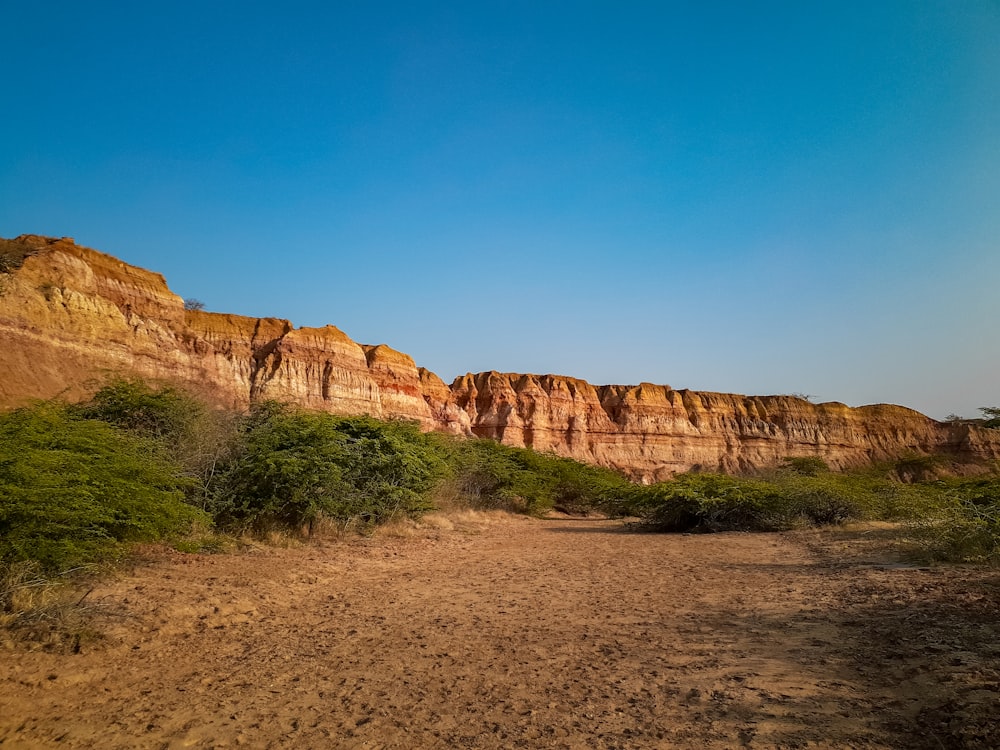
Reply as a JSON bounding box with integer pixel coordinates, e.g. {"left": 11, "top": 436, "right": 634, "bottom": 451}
{"left": 980, "top": 407, "right": 1000, "bottom": 429}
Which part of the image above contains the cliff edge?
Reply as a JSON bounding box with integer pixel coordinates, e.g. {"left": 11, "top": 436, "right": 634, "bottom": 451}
{"left": 2, "top": 235, "right": 996, "bottom": 479}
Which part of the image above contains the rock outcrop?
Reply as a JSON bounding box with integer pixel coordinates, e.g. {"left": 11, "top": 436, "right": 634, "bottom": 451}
{"left": 0, "top": 235, "right": 470, "bottom": 433}
{"left": 449, "top": 371, "right": 998, "bottom": 480}
{"left": 2, "top": 235, "right": 997, "bottom": 479}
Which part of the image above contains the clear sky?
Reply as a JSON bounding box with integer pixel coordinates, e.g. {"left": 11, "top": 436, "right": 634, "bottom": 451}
{"left": 2, "top": 1, "right": 998, "bottom": 420}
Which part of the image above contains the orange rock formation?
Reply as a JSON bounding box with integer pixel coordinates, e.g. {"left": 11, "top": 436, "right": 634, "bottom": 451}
{"left": 2, "top": 235, "right": 996, "bottom": 479}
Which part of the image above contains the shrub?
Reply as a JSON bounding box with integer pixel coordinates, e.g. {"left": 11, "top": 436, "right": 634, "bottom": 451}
{"left": 75, "top": 378, "right": 203, "bottom": 443}
{"left": 782, "top": 456, "right": 829, "bottom": 476}
{"left": 209, "top": 404, "right": 445, "bottom": 533}
{"left": 980, "top": 407, "right": 1000, "bottom": 429}
{"left": 617, "top": 466, "right": 947, "bottom": 534}
{"left": 446, "top": 439, "right": 543, "bottom": 512}
{"left": 0, "top": 403, "right": 206, "bottom": 572}
{"left": 893, "top": 453, "right": 948, "bottom": 482}
{"left": 74, "top": 378, "right": 240, "bottom": 508}
{"left": 911, "top": 477, "right": 1000, "bottom": 564}
{"left": 442, "top": 437, "right": 628, "bottom": 515}
{"left": 623, "top": 474, "right": 788, "bottom": 532}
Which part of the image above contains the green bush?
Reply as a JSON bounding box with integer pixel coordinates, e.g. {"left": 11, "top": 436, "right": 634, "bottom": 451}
{"left": 615, "top": 466, "right": 949, "bottom": 534}
{"left": 776, "top": 472, "right": 914, "bottom": 523}
{"left": 0, "top": 403, "right": 206, "bottom": 572}
{"left": 75, "top": 378, "right": 241, "bottom": 508}
{"left": 75, "top": 378, "right": 204, "bottom": 444}
{"left": 619, "top": 474, "right": 789, "bottom": 532}
{"left": 980, "top": 407, "right": 1000, "bottom": 429}
{"left": 209, "top": 404, "right": 445, "bottom": 533}
{"left": 911, "top": 477, "right": 1000, "bottom": 564}
{"left": 782, "top": 456, "right": 829, "bottom": 476}
{"left": 442, "top": 437, "right": 628, "bottom": 515}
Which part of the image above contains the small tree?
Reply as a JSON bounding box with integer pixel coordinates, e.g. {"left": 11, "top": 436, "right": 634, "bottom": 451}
{"left": 183, "top": 298, "right": 205, "bottom": 311}
{"left": 208, "top": 405, "right": 444, "bottom": 534}
{"left": 782, "top": 456, "right": 829, "bottom": 476}
{"left": 0, "top": 403, "right": 205, "bottom": 572}
{"left": 980, "top": 407, "right": 1000, "bottom": 429}
{"left": 76, "top": 378, "right": 203, "bottom": 443}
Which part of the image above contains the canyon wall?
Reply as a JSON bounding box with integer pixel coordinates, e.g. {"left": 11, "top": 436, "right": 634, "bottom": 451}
{"left": 2, "top": 235, "right": 997, "bottom": 480}
{"left": 450, "top": 372, "right": 999, "bottom": 480}
{"left": 0, "top": 235, "right": 470, "bottom": 434}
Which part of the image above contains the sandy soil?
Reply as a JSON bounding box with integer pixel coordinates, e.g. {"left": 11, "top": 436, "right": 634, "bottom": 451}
{"left": 2, "top": 513, "right": 999, "bottom": 749}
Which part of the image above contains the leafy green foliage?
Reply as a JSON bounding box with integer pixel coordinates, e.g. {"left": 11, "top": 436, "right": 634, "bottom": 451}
{"left": 74, "top": 378, "right": 203, "bottom": 443}
{"left": 782, "top": 456, "right": 829, "bottom": 476}
{"left": 911, "top": 477, "right": 1000, "bottom": 564}
{"left": 0, "top": 403, "right": 206, "bottom": 572}
{"left": 775, "top": 471, "right": 928, "bottom": 524}
{"left": 209, "top": 404, "right": 446, "bottom": 532}
{"left": 442, "top": 437, "right": 629, "bottom": 515}
{"left": 613, "top": 474, "right": 788, "bottom": 532}
{"left": 612, "top": 467, "right": 946, "bottom": 533}
{"left": 74, "top": 378, "right": 240, "bottom": 508}
{"left": 980, "top": 407, "right": 1000, "bottom": 429}
{"left": 8, "top": 374, "right": 999, "bottom": 571}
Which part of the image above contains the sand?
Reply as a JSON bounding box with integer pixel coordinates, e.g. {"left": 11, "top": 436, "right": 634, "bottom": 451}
{"left": 2, "top": 513, "right": 998, "bottom": 749}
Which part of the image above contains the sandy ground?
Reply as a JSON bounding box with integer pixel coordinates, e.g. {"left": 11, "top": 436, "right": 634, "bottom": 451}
{"left": 2, "top": 513, "right": 999, "bottom": 749}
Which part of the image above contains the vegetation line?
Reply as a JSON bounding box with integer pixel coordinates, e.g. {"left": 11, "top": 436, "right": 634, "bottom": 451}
{"left": 2, "top": 378, "right": 998, "bottom": 638}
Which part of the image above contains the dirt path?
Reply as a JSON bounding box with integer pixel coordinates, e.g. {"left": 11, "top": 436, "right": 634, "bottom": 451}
{"left": 2, "top": 513, "right": 999, "bottom": 749}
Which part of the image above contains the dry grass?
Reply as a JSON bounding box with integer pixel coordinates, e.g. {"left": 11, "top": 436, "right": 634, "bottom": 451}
{"left": 373, "top": 507, "right": 527, "bottom": 540}
{"left": 0, "top": 561, "right": 110, "bottom": 652}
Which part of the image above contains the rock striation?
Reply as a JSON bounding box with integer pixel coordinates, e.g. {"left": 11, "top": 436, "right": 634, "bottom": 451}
{"left": 0, "top": 235, "right": 469, "bottom": 433}
{"left": 449, "top": 372, "right": 999, "bottom": 480}
{"left": 2, "top": 235, "right": 997, "bottom": 479}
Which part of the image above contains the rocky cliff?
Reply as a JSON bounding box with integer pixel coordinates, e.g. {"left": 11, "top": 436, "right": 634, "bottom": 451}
{"left": 2, "top": 235, "right": 997, "bottom": 479}
{"left": 0, "top": 235, "right": 470, "bottom": 434}
{"left": 450, "top": 372, "right": 999, "bottom": 480}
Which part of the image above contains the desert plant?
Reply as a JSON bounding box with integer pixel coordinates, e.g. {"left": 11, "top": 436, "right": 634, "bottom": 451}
{"left": 617, "top": 464, "right": 949, "bottom": 533}
{"left": 0, "top": 402, "right": 207, "bottom": 572}
{"left": 622, "top": 474, "right": 788, "bottom": 532}
{"left": 184, "top": 298, "right": 206, "bottom": 311}
{"left": 910, "top": 478, "right": 1000, "bottom": 564}
{"left": 980, "top": 407, "right": 1000, "bottom": 429}
{"left": 892, "top": 453, "right": 948, "bottom": 482}
{"left": 75, "top": 378, "right": 203, "bottom": 443}
{"left": 782, "top": 456, "right": 829, "bottom": 476}
{"left": 441, "top": 437, "right": 628, "bottom": 515}
{"left": 73, "top": 378, "right": 238, "bottom": 507}
{"left": 209, "top": 404, "right": 445, "bottom": 533}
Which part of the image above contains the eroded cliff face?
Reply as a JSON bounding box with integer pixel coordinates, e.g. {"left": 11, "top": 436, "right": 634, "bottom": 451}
{"left": 0, "top": 235, "right": 470, "bottom": 433}
{"left": 449, "top": 372, "right": 999, "bottom": 481}
{"left": 2, "top": 235, "right": 997, "bottom": 479}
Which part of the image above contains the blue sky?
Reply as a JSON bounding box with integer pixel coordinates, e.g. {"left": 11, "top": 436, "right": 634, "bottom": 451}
{"left": 2, "top": 1, "right": 998, "bottom": 420}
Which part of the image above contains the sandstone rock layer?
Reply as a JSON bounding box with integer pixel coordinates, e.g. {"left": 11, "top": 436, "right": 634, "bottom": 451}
{"left": 2, "top": 235, "right": 997, "bottom": 479}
